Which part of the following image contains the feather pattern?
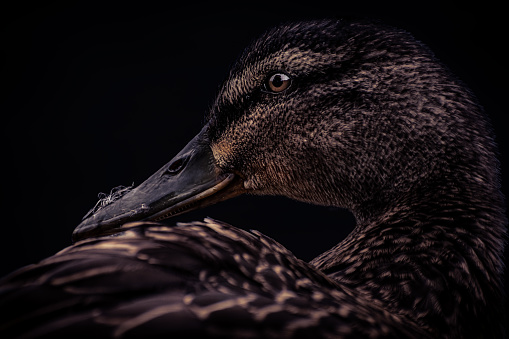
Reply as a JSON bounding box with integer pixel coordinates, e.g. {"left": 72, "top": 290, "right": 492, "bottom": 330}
{"left": 0, "top": 19, "right": 506, "bottom": 338}
{"left": 1, "top": 219, "right": 427, "bottom": 338}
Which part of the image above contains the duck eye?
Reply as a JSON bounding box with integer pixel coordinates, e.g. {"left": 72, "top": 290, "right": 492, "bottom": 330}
{"left": 266, "top": 73, "right": 291, "bottom": 93}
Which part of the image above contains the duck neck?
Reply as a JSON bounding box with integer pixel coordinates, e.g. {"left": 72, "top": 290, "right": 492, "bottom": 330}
{"left": 310, "top": 179, "right": 506, "bottom": 338}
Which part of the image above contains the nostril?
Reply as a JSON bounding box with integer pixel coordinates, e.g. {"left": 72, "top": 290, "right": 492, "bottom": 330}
{"left": 166, "top": 156, "right": 188, "bottom": 175}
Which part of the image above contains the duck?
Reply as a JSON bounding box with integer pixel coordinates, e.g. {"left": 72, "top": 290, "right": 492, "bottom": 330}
{"left": 0, "top": 19, "right": 506, "bottom": 338}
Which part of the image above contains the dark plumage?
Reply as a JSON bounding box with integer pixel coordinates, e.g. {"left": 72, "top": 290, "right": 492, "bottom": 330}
{"left": 0, "top": 19, "right": 506, "bottom": 338}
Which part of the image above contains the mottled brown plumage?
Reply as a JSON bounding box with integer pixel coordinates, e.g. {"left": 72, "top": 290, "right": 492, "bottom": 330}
{"left": 1, "top": 219, "right": 428, "bottom": 338}
{"left": 1, "top": 19, "right": 506, "bottom": 338}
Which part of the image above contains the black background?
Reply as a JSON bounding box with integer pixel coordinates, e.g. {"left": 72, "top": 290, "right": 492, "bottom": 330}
{"left": 1, "top": 1, "right": 507, "bottom": 303}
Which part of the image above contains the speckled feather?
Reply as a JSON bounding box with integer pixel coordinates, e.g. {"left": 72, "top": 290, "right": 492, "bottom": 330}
{"left": 207, "top": 22, "right": 506, "bottom": 337}
{"left": 0, "top": 19, "right": 506, "bottom": 338}
{"left": 0, "top": 219, "right": 426, "bottom": 338}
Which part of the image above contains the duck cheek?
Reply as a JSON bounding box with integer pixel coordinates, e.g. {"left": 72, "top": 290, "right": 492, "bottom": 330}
{"left": 210, "top": 141, "right": 234, "bottom": 169}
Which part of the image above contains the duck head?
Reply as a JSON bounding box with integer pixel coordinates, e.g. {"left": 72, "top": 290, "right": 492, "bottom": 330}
{"left": 73, "top": 19, "right": 499, "bottom": 242}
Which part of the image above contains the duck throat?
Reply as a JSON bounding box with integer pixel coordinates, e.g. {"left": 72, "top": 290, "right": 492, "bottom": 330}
{"left": 311, "top": 184, "right": 507, "bottom": 338}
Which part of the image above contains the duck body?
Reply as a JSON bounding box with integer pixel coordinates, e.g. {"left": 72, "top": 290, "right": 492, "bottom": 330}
{"left": 1, "top": 219, "right": 426, "bottom": 338}
{"left": 0, "top": 19, "right": 506, "bottom": 338}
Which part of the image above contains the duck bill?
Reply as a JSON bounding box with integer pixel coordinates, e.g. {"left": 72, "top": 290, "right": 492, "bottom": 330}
{"left": 72, "top": 127, "right": 244, "bottom": 242}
